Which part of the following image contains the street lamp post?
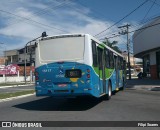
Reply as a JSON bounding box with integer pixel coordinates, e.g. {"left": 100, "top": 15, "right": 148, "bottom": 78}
{"left": 24, "top": 32, "right": 47, "bottom": 84}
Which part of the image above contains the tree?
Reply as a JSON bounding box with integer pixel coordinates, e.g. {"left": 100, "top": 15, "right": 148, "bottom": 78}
{"left": 103, "top": 39, "right": 122, "bottom": 53}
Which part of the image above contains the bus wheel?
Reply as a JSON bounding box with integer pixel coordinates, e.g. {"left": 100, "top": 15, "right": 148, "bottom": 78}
{"left": 103, "top": 81, "right": 112, "bottom": 100}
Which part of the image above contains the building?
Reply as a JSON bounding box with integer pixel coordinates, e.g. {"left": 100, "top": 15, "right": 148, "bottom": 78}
{"left": 5, "top": 49, "right": 18, "bottom": 65}
{"left": 5, "top": 45, "right": 35, "bottom": 66}
{"left": 122, "top": 51, "right": 143, "bottom": 77}
{"left": 122, "top": 52, "right": 135, "bottom": 67}
{"left": 0, "top": 57, "right": 5, "bottom": 65}
{"left": 133, "top": 17, "right": 160, "bottom": 79}
{"left": 122, "top": 51, "right": 142, "bottom": 67}
{"left": 4, "top": 45, "right": 35, "bottom": 76}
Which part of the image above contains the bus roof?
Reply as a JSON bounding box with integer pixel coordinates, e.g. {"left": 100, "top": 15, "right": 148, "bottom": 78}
{"left": 40, "top": 33, "right": 85, "bottom": 41}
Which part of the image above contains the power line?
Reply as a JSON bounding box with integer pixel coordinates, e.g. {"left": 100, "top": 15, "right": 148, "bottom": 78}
{"left": 63, "top": 1, "right": 111, "bottom": 27}
{"left": 100, "top": 20, "right": 160, "bottom": 40}
{"left": 104, "top": 2, "right": 160, "bottom": 40}
{"left": 94, "top": 0, "right": 149, "bottom": 37}
{"left": 78, "top": 0, "right": 159, "bottom": 39}
{"left": 128, "top": 0, "right": 160, "bottom": 29}
{"left": 76, "top": 0, "right": 115, "bottom": 22}
{"left": 141, "top": 0, "right": 156, "bottom": 24}
{"left": 149, "top": 0, "right": 160, "bottom": 7}
{"left": 7, "top": 0, "right": 73, "bottom": 27}
{"left": 132, "top": 19, "right": 160, "bottom": 34}
{"left": 0, "top": 9, "right": 69, "bottom": 33}
{"left": 132, "top": 0, "right": 160, "bottom": 39}
{"left": 131, "top": 17, "right": 160, "bottom": 40}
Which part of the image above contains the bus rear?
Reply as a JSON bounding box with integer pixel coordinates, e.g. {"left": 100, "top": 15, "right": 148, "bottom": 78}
{"left": 35, "top": 34, "right": 93, "bottom": 98}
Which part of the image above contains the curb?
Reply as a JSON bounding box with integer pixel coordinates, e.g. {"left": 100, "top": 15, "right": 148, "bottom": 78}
{"left": 0, "top": 93, "right": 35, "bottom": 103}
{"left": 126, "top": 85, "right": 160, "bottom": 91}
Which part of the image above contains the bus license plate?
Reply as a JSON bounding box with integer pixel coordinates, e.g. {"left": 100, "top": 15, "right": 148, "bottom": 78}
{"left": 58, "top": 84, "right": 67, "bottom": 87}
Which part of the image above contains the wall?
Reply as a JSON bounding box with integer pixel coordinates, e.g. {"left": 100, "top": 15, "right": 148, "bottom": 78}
{"left": 0, "top": 76, "right": 34, "bottom": 83}
{"left": 150, "top": 51, "right": 156, "bottom": 65}
{"left": 150, "top": 65, "right": 158, "bottom": 79}
{"left": 5, "top": 49, "right": 18, "bottom": 56}
{"left": 0, "top": 57, "right": 5, "bottom": 65}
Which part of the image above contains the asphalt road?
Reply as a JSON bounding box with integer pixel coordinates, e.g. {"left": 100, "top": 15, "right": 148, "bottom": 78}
{"left": 0, "top": 89, "right": 160, "bottom": 130}
{"left": 0, "top": 85, "right": 34, "bottom": 93}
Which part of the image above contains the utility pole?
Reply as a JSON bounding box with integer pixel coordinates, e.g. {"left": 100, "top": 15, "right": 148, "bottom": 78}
{"left": 29, "top": 43, "right": 33, "bottom": 84}
{"left": 118, "top": 24, "right": 131, "bottom": 80}
{"left": 24, "top": 32, "right": 47, "bottom": 84}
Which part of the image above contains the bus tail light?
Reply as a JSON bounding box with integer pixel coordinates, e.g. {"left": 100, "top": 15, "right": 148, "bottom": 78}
{"left": 87, "top": 69, "right": 90, "bottom": 79}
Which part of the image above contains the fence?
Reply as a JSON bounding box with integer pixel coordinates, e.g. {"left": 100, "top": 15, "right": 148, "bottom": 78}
{"left": 0, "top": 75, "right": 35, "bottom": 83}
{"left": 0, "top": 64, "right": 35, "bottom": 83}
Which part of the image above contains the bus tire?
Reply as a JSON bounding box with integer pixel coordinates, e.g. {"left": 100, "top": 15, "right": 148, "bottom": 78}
{"left": 103, "top": 81, "right": 112, "bottom": 100}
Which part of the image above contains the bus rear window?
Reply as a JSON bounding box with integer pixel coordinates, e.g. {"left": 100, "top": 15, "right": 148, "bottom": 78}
{"left": 39, "top": 37, "right": 84, "bottom": 62}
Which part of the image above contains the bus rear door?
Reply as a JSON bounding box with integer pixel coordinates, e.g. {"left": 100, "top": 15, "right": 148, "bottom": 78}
{"left": 97, "top": 47, "right": 106, "bottom": 94}
{"left": 114, "top": 55, "right": 119, "bottom": 89}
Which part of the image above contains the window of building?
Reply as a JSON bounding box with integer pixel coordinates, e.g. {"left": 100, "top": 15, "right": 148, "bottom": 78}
{"left": 12, "top": 55, "right": 18, "bottom": 62}
{"left": 18, "top": 49, "right": 24, "bottom": 54}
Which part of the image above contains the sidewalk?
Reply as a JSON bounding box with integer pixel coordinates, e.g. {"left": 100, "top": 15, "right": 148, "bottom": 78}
{"left": 126, "top": 78, "right": 160, "bottom": 91}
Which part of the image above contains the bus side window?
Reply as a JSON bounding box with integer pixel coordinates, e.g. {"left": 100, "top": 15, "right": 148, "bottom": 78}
{"left": 97, "top": 47, "right": 102, "bottom": 69}
{"left": 110, "top": 51, "right": 114, "bottom": 69}
{"left": 118, "top": 56, "right": 121, "bottom": 70}
{"left": 123, "top": 60, "right": 126, "bottom": 70}
{"left": 105, "top": 49, "right": 110, "bottom": 68}
{"left": 92, "top": 40, "right": 98, "bottom": 67}
{"left": 121, "top": 58, "right": 123, "bottom": 70}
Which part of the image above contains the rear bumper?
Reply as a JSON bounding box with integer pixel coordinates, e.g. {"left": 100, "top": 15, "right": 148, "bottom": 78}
{"left": 35, "top": 85, "right": 93, "bottom": 97}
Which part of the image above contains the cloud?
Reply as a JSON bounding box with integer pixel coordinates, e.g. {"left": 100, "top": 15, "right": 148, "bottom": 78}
{"left": 0, "top": 0, "right": 138, "bottom": 52}
{"left": 0, "top": 1, "right": 112, "bottom": 40}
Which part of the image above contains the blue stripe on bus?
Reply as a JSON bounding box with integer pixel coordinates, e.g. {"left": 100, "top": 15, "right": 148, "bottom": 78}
{"left": 35, "top": 62, "right": 120, "bottom": 98}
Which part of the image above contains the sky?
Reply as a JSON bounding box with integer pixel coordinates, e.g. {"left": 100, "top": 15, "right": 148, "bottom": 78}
{"left": 0, "top": 0, "right": 160, "bottom": 56}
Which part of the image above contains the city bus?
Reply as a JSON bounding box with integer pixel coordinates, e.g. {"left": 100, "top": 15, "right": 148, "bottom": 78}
{"left": 35, "top": 34, "right": 126, "bottom": 100}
